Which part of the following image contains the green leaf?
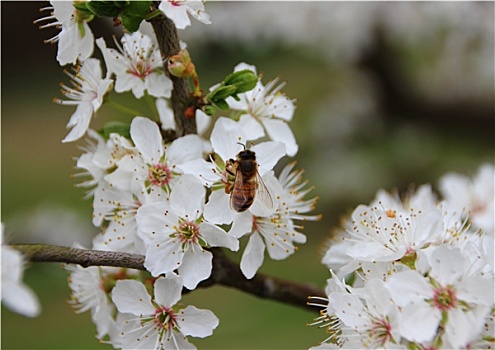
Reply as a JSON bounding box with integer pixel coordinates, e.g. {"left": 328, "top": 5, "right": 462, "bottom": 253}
{"left": 202, "top": 105, "right": 216, "bottom": 116}
{"left": 120, "top": 1, "right": 151, "bottom": 32}
{"left": 123, "top": 0, "right": 151, "bottom": 16}
{"left": 86, "top": 1, "right": 123, "bottom": 17}
{"left": 213, "top": 99, "right": 230, "bottom": 111}
{"left": 208, "top": 85, "right": 237, "bottom": 101}
{"left": 99, "top": 121, "right": 131, "bottom": 139}
{"left": 73, "top": 2, "right": 95, "bottom": 17}
{"left": 223, "top": 69, "right": 258, "bottom": 94}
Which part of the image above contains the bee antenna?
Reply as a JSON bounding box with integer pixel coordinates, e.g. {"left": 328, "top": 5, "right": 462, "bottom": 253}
{"left": 237, "top": 142, "right": 246, "bottom": 150}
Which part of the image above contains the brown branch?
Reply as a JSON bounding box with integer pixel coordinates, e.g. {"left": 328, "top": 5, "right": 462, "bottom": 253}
{"left": 10, "top": 244, "right": 325, "bottom": 312}
{"left": 149, "top": 10, "right": 196, "bottom": 138}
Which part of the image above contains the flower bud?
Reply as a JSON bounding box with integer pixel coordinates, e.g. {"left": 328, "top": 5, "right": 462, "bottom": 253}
{"left": 168, "top": 49, "right": 196, "bottom": 78}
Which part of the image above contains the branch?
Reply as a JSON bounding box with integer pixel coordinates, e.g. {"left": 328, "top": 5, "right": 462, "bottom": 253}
{"left": 10, "top": 244, "right": 324, "bottom": 312}
{"left": 149, "top": 9, "right": 196, "bottom": 138}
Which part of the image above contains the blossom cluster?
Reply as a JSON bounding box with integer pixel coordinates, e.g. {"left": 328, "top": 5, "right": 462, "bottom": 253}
{"left": 20, "top": 2, "right": 320, "bottom": 349}
{"left": 310, "top": 163, "right": 494, "bottom": 349}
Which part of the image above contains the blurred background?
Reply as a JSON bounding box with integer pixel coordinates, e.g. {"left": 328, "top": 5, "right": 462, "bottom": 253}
{"left": 2, "top": 2, "right": 493, "bottom": 349}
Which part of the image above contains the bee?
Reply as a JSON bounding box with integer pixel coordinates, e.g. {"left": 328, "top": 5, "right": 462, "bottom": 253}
{"left": 225, "top": 143, "right": 273, "bottom": 212}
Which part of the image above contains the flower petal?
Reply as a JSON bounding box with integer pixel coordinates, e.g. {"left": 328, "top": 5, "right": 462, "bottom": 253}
{"left": 111, "top": 280, "right": 155, "bottom": 316}
{"left": 153, "top": 275, "right": 183, "bottom": 308}
{"left": 199, "top": 222, "right": 239, "bottom": 251}
{"left": 210, "top": 117, "right": 246, "bottom": 162}
{"left": 261, "top": 118, "right": 298, "bottom": 156}
{"left": 170, "top": 175, "right": 205, "bottom": 219}
{"left": 178, "top": 250, "right": 212, "bottom": 290}
{"left": 145, "top": 72, "right": 173, "bottom": 98}
{"left": 240, "top": 232, "right": 265, "bottom": 279}
{"left": 62, "top": 102, "right": 93, "bottom": 143}
{"left": 177, "top": 305, "right": 219, "bottom": 338}
{"left": 239, "top": 114, "right": 265, "bottom": 141}
{"left": 250, "top": 141, "right": 286, "bottom": 175}
{"left": 130, "top": 117, "right": 163, "bottom": 163}
{"left": 203, "top": 190, "right": 236, "bottom": 225}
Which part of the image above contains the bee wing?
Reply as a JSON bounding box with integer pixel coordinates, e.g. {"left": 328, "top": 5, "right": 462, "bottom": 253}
{"left": 230, "top": 170, "right": 252, "bottom": 212}
{"left": 255, "top": 171, "right": 274, "bottom": 210}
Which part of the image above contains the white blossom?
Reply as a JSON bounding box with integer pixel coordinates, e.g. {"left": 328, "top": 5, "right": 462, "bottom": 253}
{"left": 55, "top": 58, "right": 113, "bottom": 142}
{"left": 35, "top": 1, "right": 94, "bottom": 66}
{"left": 96, "top": 32, "right": 172, "bottom": 99}
{"left": 159, "top": 0, "right": 211, "bottom": 30}
{"left": 1, "top": 225, "right": 40, "bottom": 318}
{"left": 111, "top": 274, "right": 218, "bottom": 349}
{"left": 136, "top": 175, "right": 238, "bottom": 289}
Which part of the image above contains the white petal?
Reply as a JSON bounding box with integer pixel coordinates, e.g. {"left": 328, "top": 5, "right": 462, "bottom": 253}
{"left": 111, "top": 280, "right": 155, "bottom": 316}
{"left": 136, "top": 202, "right": 176, "bottom": 243}
{"left": 195, "top": 109, "right": 211, "bottom": 135}
{"left": 94, "top": 78, "right": 113, "bottom": 111}
{"left": 130, "top": 117, "right": 163, "bottom": 164}
{"left": 120, "top": 317, "right": 159, "bottom": 350}
{"left": 62, "top": 102, "right": 93, "bottom": 143}
{"left": 57, "top": 21, "right": 94, "bottom": 65}
{"left": 156, "top": 98, "right": 175, "bottom": 130}
{"left": 445, "top": 306, "right": 489, "bottom": 348}
{"left": 229, "top": 211, "right": 253, "bottom": 238}
{"left": 329, "top": 292, "right": 369, "bottom": 329}
{"left": 234, "top": 62, "right": 258, "bottom": 75}
{"left": 199, "top": 222, "right": 239, "bottom": 251}
{"left": 261, "top": 118, "right": 298, "bottom": 156}
{"left": 167, "top": 134, "right": 203, "bottom": 165}
{"left": 210, "top": 117, "right": 246, "bottom": 162}
{"left": 159, "top": 1, "right": 191, "bottom": 29}
{"left": 250, "top": 141, "right": 286, "bottom": 175}
{"left": 153, "top": 275, "right": 183, "bottom": 308}
{"left": 145, "top": 72, "right": 173, "bottom": 99}
{"left": 457, "top": 276, "right": 494, "bottom": 306}
{"left": 144, "top": 238, "right": 184, "bottom": 277}
{"left": 240, "top": 232, "right": 265, "bottom": 279}
{"left": 398, "top": 304, "right": 440, "bottom": 343}
{"left": 239, "top": 114, "right": 265, "bottom": 140}
{"left": 1, "top": 282, "right": 41, "bottom": 317}
{"left": 162, "top": 331, "right": 196, "bottom": 350}
{"left": 170, "top": 175, "right": 205, "bottom": 219}
{"left": 177, "top": 305, "right": 219, "bottom": 337}
{"left": 96, "top": 38, "right": 127, "bottom": 76}
{"left": 387, "top": 270, "right": 433, "bottom": 306}
{"left": 178, "top": 159, "right": 218, "bottom": 187}
{"left": 203, "top": 190, "right": 236, "bottom": 225}
{"left": 428, "top": 245, "right": 464, "bottom": 286}
{"left": 178, "top": 250, "right": 212, "bottom": 290}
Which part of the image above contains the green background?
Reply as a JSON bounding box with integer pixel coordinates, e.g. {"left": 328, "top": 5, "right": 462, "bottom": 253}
{"left": 2, "top": 2, "right": 493, "bottom": 349}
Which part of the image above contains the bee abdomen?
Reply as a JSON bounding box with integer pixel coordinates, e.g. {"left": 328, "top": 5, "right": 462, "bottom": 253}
{"left": 232, "top": 187, "right": 255, "bottom": 212}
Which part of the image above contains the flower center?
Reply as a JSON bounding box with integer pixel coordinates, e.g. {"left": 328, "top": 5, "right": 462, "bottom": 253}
{"left": 175, "top": 220, "right": 200, "bottom": 244}
{"left": 433, "top": 286, "right": 457, "bottom": 311}
{"left": 153, "top": 306, "right": 177, "bottom": 331}
{"left": 148, "top": 163, "right": 172, "bottom": 187}
{"left": 369, "top": 318, "right": 392, "bottom": 346}
{"left": 132, "top": 60, "right": 151, "bottom": 79}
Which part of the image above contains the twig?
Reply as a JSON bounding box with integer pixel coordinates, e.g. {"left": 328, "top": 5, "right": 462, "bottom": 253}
{"left": 10, "top": 244, "right": 325, "bottom": 312}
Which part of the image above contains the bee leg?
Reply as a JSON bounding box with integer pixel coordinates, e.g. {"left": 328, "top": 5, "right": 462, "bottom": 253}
{"left": 224, "top": 181, "right": 233, "bottom": 194}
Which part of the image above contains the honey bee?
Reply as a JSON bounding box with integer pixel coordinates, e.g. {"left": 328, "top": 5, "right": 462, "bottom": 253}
{"left": 225, "top": 144, "right": 273, "bottom": 212}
